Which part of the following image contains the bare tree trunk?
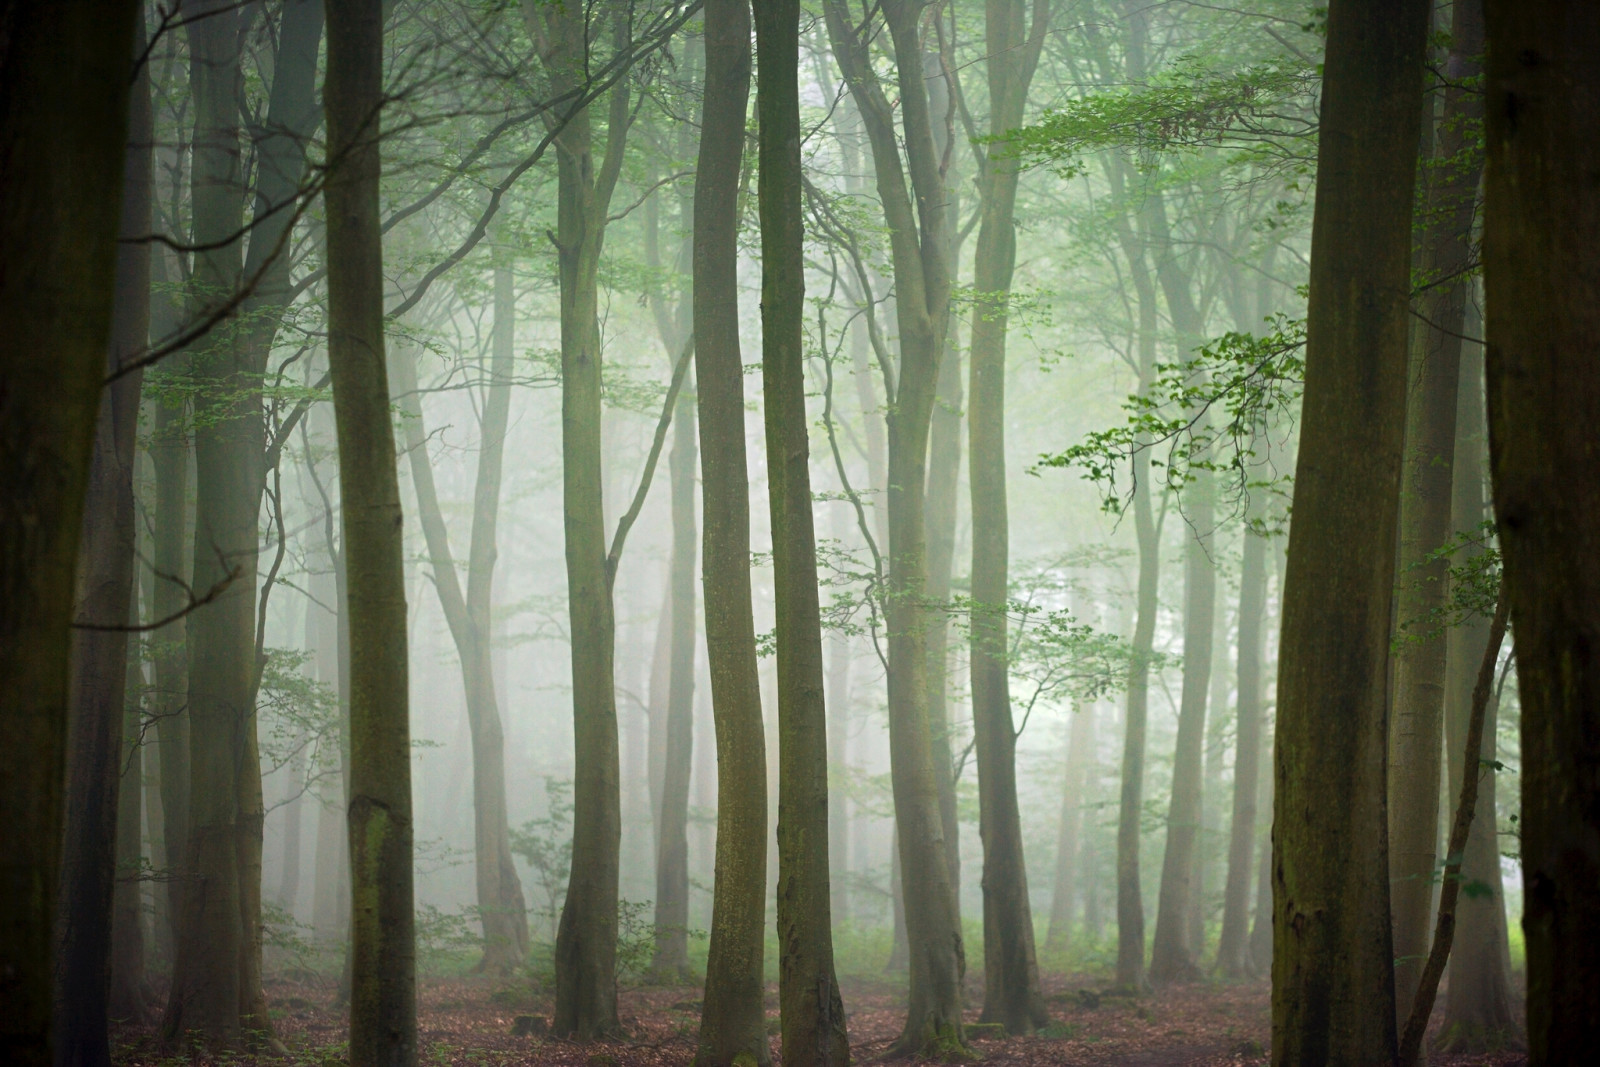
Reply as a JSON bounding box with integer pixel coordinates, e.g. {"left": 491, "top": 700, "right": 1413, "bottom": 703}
{"left": 1271, "top": 0, "right": 1429, "bottom": 1061}
{"left": 1047, "top": 700, "right": 1097, "bottom": 950}
{"left": 1388, "top": 0, "right": 1485, "bottom": 1014}
{"left": 692, "top": 1, "right": 768, "bottom": 1061}
{"left": 112, "top": 612, "right": 149, "bottom": 1021}
{"left": 1216, "top": 523, "right": 1268, "bottom": 976}
{"left": 1482, "top": 6, "right": 1600, "bottom": 1059}
{"left": 759, "top": 0, "right": 850, "bottom": 1060}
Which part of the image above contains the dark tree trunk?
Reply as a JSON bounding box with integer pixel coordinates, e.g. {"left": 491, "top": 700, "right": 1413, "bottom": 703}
{"left": 1271, "top": 0, "right": 1429, "bottom": 1062}
{"left": 324, "top": 1, "right": 418, "bottom": 1062}
{"left": 1482, "top": 4, "right": 1600, "bottom": 1061}
{"left": 693, "top": 0, "right": 769, "bottom": 1061}
{"left": 758, "top": 0, "right": 850, "bottom": 1061}
{"left": 0, "top": 4, "right": 139, "bottom": 1064}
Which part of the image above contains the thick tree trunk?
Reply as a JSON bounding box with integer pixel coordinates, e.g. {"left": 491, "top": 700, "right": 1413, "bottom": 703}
{"left": 0, "top": 5, "right": 136, "bottom": 1064}
{"left": 1271, "top": 1, "right": 1429, "bottom": 1062}
{"left": 325, "top": 1, "right": 418, "bottom": 1061}
{"left": 1482, "top": 5, "right": 1600, "bottom": 1060}
{"left": 693, "top": 2, "right": 768, "bottom": 1061}
{"left": 1387, "top": 0, "right": 1485, "bottom": 1014}
{"left": 53, "top": 39, "right": 151, "bottom": 1063}
{"left": 1216, "top": 524, "right": 1268, "bottom": 976}
{"left": 1438, "top": 339, "right": 1518, "bottom": 1051}
{"left": 1149, "top": 473, "right": 1215, "bottom": 984}
{"left": 758, "top": 0, "right": 850, "bottom": 1061}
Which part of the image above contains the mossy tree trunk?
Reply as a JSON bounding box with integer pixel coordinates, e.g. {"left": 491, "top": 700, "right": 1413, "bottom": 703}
{"left": 1271, "top": 0, "right": 1429, "bottom": 1061}
{"left": 1482, "top": 4, "right": 1600, "bottom": 1061}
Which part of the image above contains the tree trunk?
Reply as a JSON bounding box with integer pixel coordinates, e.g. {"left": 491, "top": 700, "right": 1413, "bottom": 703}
{"left": 693, "top": 2, "right": 769, "bottom": 1061}
{"left": 1387, "top": 0, "right": 1485, "bottom": 1015}
{"left": 112, "top": 617, "right": 149, "bottom": 1020}
{"left": 53, "top": 34, "right": 151, "bottom": 1061}
{"left": 822, "top": 0, "right": 967, "bottom": 1051}
{"left": 1149, "top": 473, "right": 1215, "bottom": 984}
{"left": 325, "top": 1, "right": 418, "bottom": 1061}
{"left": 1047, "top": 700, "right": 1097, "bottom": 949}
{"left": 1437, "top": 335, "right": 1518, "bottom": 1051}
{"left": 652, "top": 393, "right": 698, "bottom": 980}
{"left": 1216, "top": 523, "right": 1268, "bottom": 976}
{"left": 1271, "top": 0, "right": 1429, "bottom": 1062}
{"left": 758, "top": 0, "right": 850, "bottom": 1061}
{"left": 0, "top": 5, "right": 137, "bottom": 1063}
{"left": 1482, "top": 5, "right": 1600, "bottom": 1060}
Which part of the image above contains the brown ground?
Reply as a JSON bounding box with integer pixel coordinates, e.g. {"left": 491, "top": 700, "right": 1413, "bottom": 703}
{"left": 111, "top": 969, "right": 1528, "bottom": 1065}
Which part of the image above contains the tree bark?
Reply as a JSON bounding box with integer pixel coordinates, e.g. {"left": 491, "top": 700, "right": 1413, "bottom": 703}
{"left": 1271, "top": 0, "right": 1429, "bottom": 1062}
{"left": 324, "top": 1, "right": 418, "bottom": 1061}
{"left": 693, "top": 1, "right": 769, "bottom": 1062}
{"left": 0, "top": 4, "right": 138, "bottom": 1064}
{"left": 759, "top": 0, "right": 850, "bottom": 1061}
{"left": 112, "top": 608, "right": 149, "bottom": 1021}
{"left": 1387, "top": 0, "right": 1485, "bottom": 1014}
{"left": 1047, "top": 700, "right": 1097, "bottom": 949}
{"left": 1482, "top": 4, "right": 1600, "bottom": 1061}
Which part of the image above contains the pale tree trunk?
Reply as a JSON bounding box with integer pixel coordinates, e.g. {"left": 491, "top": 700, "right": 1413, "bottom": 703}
{"left": 54, "top": 33, "right": 151, "bottom": 1062}
{"left": 1437, "top": 336, "right": 1518, "bottom": 1051}
{"left": 693, "top": 1, "right": 768, "bottom": 1060}
{"left": 823, "top": 0, "right": 967, "bottom": 1051}
{"left": 392, "top": 284, "right": 530, "bottom": 974}
{"left": 1271, "top": 0, "right": 1429, "bottom": 1061}
{"left": 1047, "top": 700, "right": 1097, "bottom": 949}
{"left": 325, "top": 0, "right": 418, "bottom": 1060}
{"left": 524, "top": 0, "right": 634, "bottom": 1036}
{"left": 0, "top": 4, "right": 138, "bottom": 1062}
{"left": 112, "top": 618, "right": 149, "bottom": 1020}
{"left": 758, "top": 0, "right": 850, "bottom": 1060}
{"left": 966, "top": 0, "right": 1051, "bottom": 1031}
{"left": 1482, "top": 5, "right": 1600, "bottom": 1058}
{"left": 1387, "top": 0, "right": 1485, "bottom": 1014}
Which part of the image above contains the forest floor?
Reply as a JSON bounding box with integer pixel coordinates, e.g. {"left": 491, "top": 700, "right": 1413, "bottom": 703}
{"left": 111, "top": 967, "right": 1529, "bottom": 1066}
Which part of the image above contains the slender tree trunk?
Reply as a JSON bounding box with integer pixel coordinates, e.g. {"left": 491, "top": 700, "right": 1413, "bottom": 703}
{"left": 112, "top": 613, "right": 149, "bottom": 1020}
{"left": 1438, "top": 336, "right": 1518, "bottom": 1050}
{"left": 1388, "top": 0, "right": 1485, "bottom": 1014}
{"left": 1048, "top": 700, "right": 1097, "bottom": 949}
{"left": 653, "top": 393, "right": 698, "bottom": 980}
{"left": 1482, "top": 6, "right": 1600, "bottom": 1060}
{"left": 758, "top": 0, "right": 850, "bottom": 1060}
{"left": 1216, "top": 524, "right": 1268, "bottom": 976}
{"left": 0, "top": 5, "right": 136, "bottom": 1064}
{"left": 1271, "top": 1, "right": 1429, "bottom": 1062}
{"left": 1149, "top": 473, "right": 1215, "bottom": 984}
{"left": 325, "top": 2, "right": 418, "bottom": 1061}
{"left": 693, "top": 2, "right": 768, "bottom": 1060}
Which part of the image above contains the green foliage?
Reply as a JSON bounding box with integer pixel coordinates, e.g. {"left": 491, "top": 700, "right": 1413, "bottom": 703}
{"left": 1394, "top": 521, "right": 1503, "bottom": 649}
{"left": 510, "top": 777, "right": 574, "bottom": 944}
{"left": 1036, "top": 315, "right": 1306, "bottom": 521}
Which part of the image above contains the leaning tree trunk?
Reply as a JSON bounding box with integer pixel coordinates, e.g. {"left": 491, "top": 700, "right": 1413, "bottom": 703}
{"left": 54, "top": 45, "right": 152, "bottom": 1063}
{"left": 0, "top": 6, "right": 138, "bottom": 1065}
{"left": 1437, "top": 336, "right": 1518, "bottom": 1051}
{"left": 692, "top": 1, "right": 769, "bottom": 1061}
{"left": 1482, "top": 5, "right": 1600, "bottom": 1061}
{"left": 1271, "top": 0, "right": 1429, "bottom": 1062}
{"left": 758, "top": 0, "right": 851, "bottom": 1061}
{"left": 1387, "top": 0, "right": 1485, "bottom": 1015}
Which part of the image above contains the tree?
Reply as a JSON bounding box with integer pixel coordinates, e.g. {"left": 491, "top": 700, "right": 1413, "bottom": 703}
{"left": 966, "top": 0, "right": 1052, "bottom": 1032}
{"left": 1387, "top": 0, "right": 1485, "bottom": 1013}
{"left": 0, "top": 3, "right": 139, "bottom": 1064}
{"left": 1271, "top": 0, "right": 1429, "bottom": 1062}
{"left": 693, "top": 0, "right": 770, "bottom": 1061}
{"left": 1482, "top": 3, "right": 1600, "bottom": 1061}
{"left": 821, "top": 0, "right": 967, "bottom": 1051}
{"left": 324, "top": 0, "right": 418, "bottom": 1061}
{"left": 54, "top": 24, "right": 152, "bottom": 1063}
{"left": 759, "top": 0, "right": 849, "bottom": 1061}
